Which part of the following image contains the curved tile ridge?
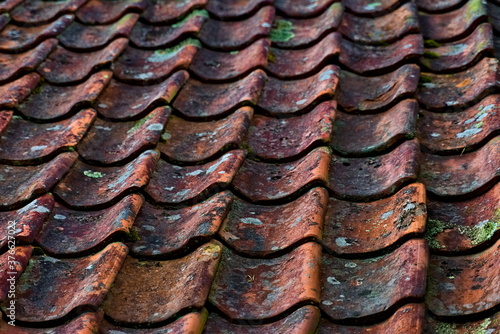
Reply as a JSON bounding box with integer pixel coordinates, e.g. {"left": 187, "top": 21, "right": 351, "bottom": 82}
{"left": 0, "top": 111, "right": 11, "bottom": 136}
{"left": 270, "top": 3, "right": 343, "bottom": 49}
{"left": 324, "top": 183, "right": 426, "bottom": 255}
{"left": 0, "top": 152, "right": 77, "bottom": 209}
{"left": 274, "top": 0, "right": 335, "bottom": 18}
{"left": 0, "top": 0, "right": 23, "bottom": 14}
{"left": 257, "top": 65, "right": 339, "bottom": 115}
{"left": 328, "top": 140, "right": 420, "bottom": 201}
{"left": 219, "top": 187, "right": 328, "bottom": 256}
{"left": 18, "top": 70, "right": 111, "bottom": 121}
{"left": 130, "top": 192, "right": 233, "bottom": 256}
{"left": 209, "top": 242, "right": 321, "bottom": 320}
{"left": 38, "top": 38, "right": 128, "bottom": 84}
{"left": 54, "top": 150, "right": 159, "bottom": 208}
{"left": 1, "top": 242, "right": 128, "bottom": 322}
{"left": 159, "top": 107, "right": 252, "bottom": 163}
{"left": 339, "top": 2, "right": 419, "bottom": 45}
{"left": 426, "top": 311, "right": 500, "bottom": 333}
{"left": 320, "top": 239, "right": 428, "bottom": 321}
{"left": 336, "top": 65, "right": 420, "bottom": 112}
{"left": 418, "top": 95, "right": 500, "bottom": 153}
{"left": 103, "top": 241, "right": 222, "bottom": 324}
{"left": 420, "top": 23, "right": 494, "bottom": 73}
{"left": 142, "top": 0, "right": 207, "bottom": 23}
{"left": 419, "top": 136, "right": 500, "bottom": 198}
{"left": 36, "top": 194, "right": 143, "bottom": 255}
{"left": 204, "top": 306, "right": 320, "bottom": 333}
{"left": 0, "top": 109, "right": 96, "bottom": 163}
{"left": 332, "top": 99, "right": 418, "bottom": 156}
{"left": 417, "top": 57, "right": 499, "bottom": 111}
{"left": 0, "top": 73, "right": 40, "bottom": 110}
{"left": 416, "top": 0, "right": 463, "bottom": 12}
{"left": 318, "top": 304, "right": 425, "bottom": 333}
{"left": 427, "top": 238, "right": 500, "bottom": 316}
{"left": 343, "top": 0, "right": 404, "bottom": 15}
{"left": 0, "top": 311, "right": 102, "bottom": 333}
{"left": 0, "top": 246, "right": 32, "bottom": 302}
{"left": 206, "top": 0, "right": 272, "bottom": 19}
{"left": 75, "top": 0, "right": 148, "bottom": 24}
{"left": 233, "top": 146, "right": 331, "bottom": 202}
{"left": 419, "top": 0, "right": 487, "bottom": 42}
{"left": 174, "top": 70, "right": 266, "bottom": 119}
{"left": 10, "top": 0, "right": 86, "bottom": 25}
{"left": 145, "top": 150, "right": 246, "bottom": 205}
{"left": 425, "top": 182, "right": 500, "bottom": 252}
{"left": 199, "top": 6, "right": 274, "bottom": 50}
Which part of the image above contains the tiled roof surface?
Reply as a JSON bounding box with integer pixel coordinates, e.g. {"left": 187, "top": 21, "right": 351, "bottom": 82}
{"left": 0, "top": 0, "right": 498, "bottom": 333}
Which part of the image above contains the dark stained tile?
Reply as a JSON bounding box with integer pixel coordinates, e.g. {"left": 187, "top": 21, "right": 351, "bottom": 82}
{"left": 174, "top": 70, "right": 265, "bottom": 118}
{"left": 54, "top": 150, "right": 159, "bottom": 208}
{"left": 158, "top": 107, "right": 252, "bottom": 162}
{"left": 426, "top": 183, "right": 499, "bottom": 252}
{"left": 0, "top": 0, "right": 23, "bottom": 13}
{"left": 18, "top": 71, "right": 111, "bottom": 120}
{"left": 417, "top": 57, "right": 499, "bottom": 111}
{"left": 103, "top": 241, "right": 222, "bottom": 323}
{"left": 0, "top": 246, "right": 32, "bottom": 302}
{"left": 219, "top": 187, "right": 328, "bottom": 256}
{"left": 274, "top": 0, "right": 335, "bottom": 17}
{"left": 7, "top": 242, "right": 127, "bottom": 322}
{"left": 113, "top": 39, "right": 198, "bottom": 83}
{"left": 96, "top": 70, "right": 188, "bottom": 120}
{"left": 0, "top": 111, "right": 10, "bottom": 135}
{"left": 199, "top": 6, "right": 274, "bottom": 50}
{"left": 0, "top": 15, "right": 73, "bottom": 53}
{"left": 131, "top": 192, "right": 233, "bottom": 256}
{"left": 0, "top": 109, "right": 96, "bottom": 163}
{"left": 0, "top": 152, "right": 77, "bottom": 209}
{"left": 0, "top": 39, "right": 57, "bottom": 84}
{"left": 59, "top": 13, "right": 139, "bottom": 50}
{"left": 204, "top": 306, "right": 321, "bottom": 333}
{"left": 268, "top": 32, "right": 341, "bottom": 79}
{"left": 76, "top": 0, "right": 148, "bottom": 24}
{"left": 328, "top": 140, "right": 420, "bottom": 201}
{"left": 420, "top": 23, "right": 494, "bottom": 73}
{"left": 340, "top": 34, "right": 423, "bottom": 75}
{"left": 427, "top": 238, "right": 500, "bottom": 316}
{"left": 0, "top": 13, "right": 8, "bottom": 31}
{"left": 324, "top": 183, "right": 426, "bottom": 255}
{"left": 337, "top": 65, "right": 419, "bottom": 112}
{"left": 271, "top": 3, "right": 343, "bottom": 48}
{"left": 209, "top": 242, "right": 321, "bottom": 319}
{"left": 343, "top": 0, "right": 400, "bottom": 15}
{"left": 131, "top": 10, "right": 208, "bottom": 48}
{"left": 419, "top": 136, "right": 500, "bottom": 197}
{"left": 206, "top": 0, "right": 272, "bottom": 19}
{"left": 426, "top": 312, "right": 500, "bottom": 333}
{"left": 339, "top": 3, "right": 419, "bottom": 45}
{"left": 10, "top": 0, "right": 86, "bottom": 24}
{"left": 418, "top": 95, "right": 500, "bottom": 153}
{"left": 332, "top": 99, "right": 417, "bottom": 155}
{"left": 78, "top": 106, "right": 170, "bottom": 164}
{"left": 36, "top": 194, "right": 143, "bottom": 255}
{"left": 321, "top": 239, "right": 428, "bottom": 320}
{"left": 190, "top": 39, "right": 269, "bottom": 81}
{"left": 488, "top": 1, "right": 500, "bottom": 32}
{"left": 248, "top": 100, "right": 335, "bottom": 160}
{"left": 0, "top": 73, "right": 39, "bottom": 109}
{"left": 233, "top": 147, "right": 330, "bottom": 202}
{"left": 258, "top": 65, "right": 339, "bottom": 115}
{"left": 416, "top": 0, "right": 463, "bottom": 12}
{"left": 146, "top": 150, "right": 245, "bottom": 204}
{"left": 142, "top": 0, "right": 207, "bottom": 23}
{"left": 317, "top": 304, "right": 425, "bottom": 333}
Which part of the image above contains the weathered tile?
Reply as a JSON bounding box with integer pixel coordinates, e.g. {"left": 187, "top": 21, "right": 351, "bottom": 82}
{"left": 36, "top": 194, "right": 143, "bottom": 255}
{"left": 95, "top": 70, "right": 187, "bottom": 120}
{"left": 0, "top": 73, "right": 39, "bottom": 109}
{"left": 158, "top": 107, "right": 252, "bottom": 162}
{"left": 427, "top": 238, "right": 500, "bottom": 316}
{"left": 219, "top": 187, "right": 328, "bottom": 256}
{"left": 142, "top": 0, "right": 207, "bottom": 23}
{"left": 332, "top": 99, "right": 417, "bottom": 155}
{"left": 324, "top": 183, "right": 426, "bottom": 255}
{"left": 131, "top": 192, "right": 233, "bottom": 256}
{"left": 248, "top": 100, "right": 335, "bottom": 160}
{"left": 146, "top": 150, "right": 245, "bottom": 204}
{"left": 206, "top": 0, "right": 272, "bottom": 19}
{"left": 209, "top": 242, "right": 321, "bottom": 319}
{"left": 416, "top": 0, "right": 463, "bottom": 12}
{"left": 10, "top": 0, "right": 86, "bottom": 24}
{"left": 321, "top": 239, "right": 428, "bottom": 320}
{"left": 0, "top": 311, "right": 102, "bottom": 333}
{"left": 76, "top": 0, "right": 147, "bottom": 24}
{"left": 0, "top": 246, "right": 32, "bottom": 302}
{"left": 38, "top": 38, "right": 127, "bottom": 84}
{"left": 0, "top": 0, "right": 23, "bottom": 13}
{"left": 426, "top": 312, "right": 500, "bottom": 334}
{"left": 5, "top": 242, "right": 127, "bottom": 322}
{"left": 488, "top": 1, "right": 500, "bottom": 32}
{"left": 103, "top": 241, "right": 222, "bottom": 323}
{"left": 0, "top": 111, "right": 11, "bottom": 135}
{"left": 54, "top": 150, "right": 159, "bottom": 208}
{"left": 258, "top": 65, "right": 339, "bottom": 115}
{"left": 174, "top": 70, "right": 265, "bottom": 118}
{"left": 274, "top": 0, "right": 335, "bottom": 17}
{"left": 343, "top": 0, "right": 401, "bottom": 15}
{"left": 0, "top": 13, "right": 8, "bottom": 31}
{"left": 78, "top": 106, "right": 170, "bottom": 164}
{"left": 337, "top": 65, "right": 420, "bottom": 112}
{"left": 0, "top": 152, "right": 77, "bottom": 209}
{"left": 0, "top": 109, "right": 96, "bottom": 163}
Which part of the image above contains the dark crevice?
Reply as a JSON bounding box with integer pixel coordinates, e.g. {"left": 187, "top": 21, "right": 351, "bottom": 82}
{"left": 416, "top": 0, "right": 469, "bottom": 14}
{"left": 426, "top": 303, "right": 500, "bottom": 324}
{"left": 428, "top": 230, "right": 500, "bottom": 257}
{"left": 424, "top": 177, "right": 500, "bottom": 202}
{"left": 0, "top": 306, "right": 98, "bottom": 329}
{"left": 418, "top": 128, "right": 500, "bottom": 156}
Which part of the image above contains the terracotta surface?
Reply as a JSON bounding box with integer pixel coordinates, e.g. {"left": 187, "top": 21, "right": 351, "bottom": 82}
{"left": 0, "top": 73, "right": 40, "bottom": 109}
{"left": 343, "top": 0, "right": 401, "bottom": 15}
{"left": 0, "top": 111, "right": 10, "bottom": 135}
{"left": 0, "top": 246, "right": 32, "bottom": 302}
{"left": 416, "top": 0, "right": 463, "bottom": 12}
{"left": 206, "top": 0, "right": 272, "bottom": 19}
{"left": 10, "top": 0, "right": 86, "bottom": 24}
{"left": 142, "top": 0, "right": 207, "bottom": 23}
{"left": 274, "top": 0, "right": 335, "bottom": 17}
{"left": 76, "top": 0, "right": 148, "bottom": 24}
{"left": 426, "top": 312, "right": 500, "bottom": 333}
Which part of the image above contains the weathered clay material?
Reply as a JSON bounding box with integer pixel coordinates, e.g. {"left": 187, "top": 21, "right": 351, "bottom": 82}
{"left": 426, "top": 312, "right": 500, "bottom": 333}
{"left": 416, "top": 0, "right": 463, "bottom": 12}
{"left": 76, "top": 0, "right": 148, "bottom": 24}
{"left": 274, "top": 0, "right": 335, "bottom": 17}
{"left": 0, "top": 311, "right": 102, "bottom": 333}
{"left": 142, "top": 0, "right": 207, "bottom": 23}
{"left": 206, "top": 0, "right": 272, "bottom": 19}
{"left": 10, "top": 0, "right": 86, "bottom": 24}
{"left": 0, "top": 246, "right": 32, "bottom": 302}
{"left": 0, "top": 73, "right": 40, "bottom": 109}
{"left": 343, "top": 0, "right": 401, "bottom": 15}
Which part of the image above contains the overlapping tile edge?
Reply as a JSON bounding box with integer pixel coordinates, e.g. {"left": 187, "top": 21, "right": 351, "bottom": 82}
{"left": 0, "top": 0, "right": 497, "bottom": 333}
